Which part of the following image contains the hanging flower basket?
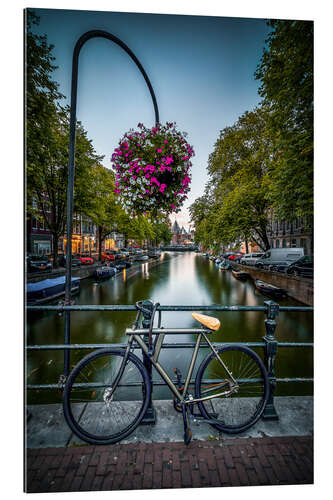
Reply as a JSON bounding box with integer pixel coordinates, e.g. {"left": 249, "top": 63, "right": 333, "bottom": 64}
{"left": 111, "top": 122, "right": 194, "bottom": 216}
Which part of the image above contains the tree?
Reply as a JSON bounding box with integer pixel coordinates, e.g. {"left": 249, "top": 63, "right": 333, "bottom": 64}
{"left": 116, "top": 213, "right": 155, "bottom": 248}
{"left": 152, "top": 221, "right": 172, "bottom": 246}
{"left": 189, "top": 196, "right": 216, "bottom": 249}
{"left": 27, "top": 106, "right": 104, "bottom": 267}
{"left": 25, "top": 10, "right": 64, "bottom": 188}
{"left": 255, "top": 20, "right": 313, "bottom": 221}
{"left": 81, "top": 164, "right": 120, "bottom": 261}
{"left": 191, "top": 108, "right": 273, "bottom": 251}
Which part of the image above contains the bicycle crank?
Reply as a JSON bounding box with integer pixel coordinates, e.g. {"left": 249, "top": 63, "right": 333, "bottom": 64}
{"left": 181, "top": 403, "right": 192, "bottom": 445}
{"left": 103, "top": 387, "right": 114, "bottom": 405}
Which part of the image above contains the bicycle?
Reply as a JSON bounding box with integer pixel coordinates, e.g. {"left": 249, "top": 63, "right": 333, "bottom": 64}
{"left": 63, "top": 300, "right": 269, "bottom": 445}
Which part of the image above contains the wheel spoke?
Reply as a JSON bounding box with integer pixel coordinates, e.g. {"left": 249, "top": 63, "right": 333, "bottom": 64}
{"left": 63, "top": 350, "right": 149, "bottom": 444}
{"left": 196, "top": 345, "right": 268, "bottom": 432}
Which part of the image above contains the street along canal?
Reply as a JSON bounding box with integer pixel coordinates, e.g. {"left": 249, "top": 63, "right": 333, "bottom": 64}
{"left": 26, "top": 252, "right": 313, "bottom": 404}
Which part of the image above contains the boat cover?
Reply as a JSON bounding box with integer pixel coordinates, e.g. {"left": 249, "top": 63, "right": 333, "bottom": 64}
{"left": 27, "top": 276, "right": 80, "bottom": 292}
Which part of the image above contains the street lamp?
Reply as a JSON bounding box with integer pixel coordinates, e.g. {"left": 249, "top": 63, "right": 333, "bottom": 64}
{"left": 63, "top": 30, "right": 160, "bottom": 375}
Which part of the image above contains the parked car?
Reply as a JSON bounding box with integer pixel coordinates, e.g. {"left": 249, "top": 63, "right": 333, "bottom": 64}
{"left": 119, "top": 249, "right": 130, "bottom": 257}
{"left": 228, "top": 252, "right": 244, "bottom": 262}
{"left": 75, "top": 254, "right": 94, "bottom": 265}
{"left": 101, "top": 251, "right": 116, "bottom": 262}
{"left": 221, "top": 252, "right": 234, "bottom": 259}
{"left": 27, "top": 255, "right": 52, "bottom": 273}
{"left": 240, "top": 253, "right": 264, "bottom": 266}
{"left": 59, "top": 255, "right": 81, "bottom": 267}
{"left": 255, "top": 248, "right": 304, "bottom": 270}
{"left": 285, "top": 256, "right": 313, "bottom": 278}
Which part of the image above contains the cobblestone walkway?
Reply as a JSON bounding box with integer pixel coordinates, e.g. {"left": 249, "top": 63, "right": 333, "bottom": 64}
{"left": 26, "top": 435, "right": 313, "bottom": 492}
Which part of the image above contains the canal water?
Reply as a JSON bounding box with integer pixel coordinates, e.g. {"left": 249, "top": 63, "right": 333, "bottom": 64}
{"left": 26, "top": 252, "right": 313, "bottom": 404}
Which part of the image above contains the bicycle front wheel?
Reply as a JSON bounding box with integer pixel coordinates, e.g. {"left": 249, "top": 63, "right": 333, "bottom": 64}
{"left": 63, "top": 348, "right": 151, "bottom": 445}
{"left": 195, "top": 345, "right": 269, "bottom": 434}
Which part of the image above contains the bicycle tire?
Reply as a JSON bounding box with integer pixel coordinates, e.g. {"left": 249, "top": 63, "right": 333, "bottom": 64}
{"left": 63, "top": 348, "right": 151, "bottom": 445}
{"left": 195, "top": 344, "right": 269, "bottom": 434}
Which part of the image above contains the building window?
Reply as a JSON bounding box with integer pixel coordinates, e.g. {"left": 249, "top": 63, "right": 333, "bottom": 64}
{"left": 32, "top": 217, "right": 37, "bottom": 230}
{"left": 276, "top": 239, "right": 280, "bottom": 248}
{"left": 282, "top": 239, "right": 287, "bottom": 248}
{"left": 291, "top": 239, "right": 297, "bottom": 248}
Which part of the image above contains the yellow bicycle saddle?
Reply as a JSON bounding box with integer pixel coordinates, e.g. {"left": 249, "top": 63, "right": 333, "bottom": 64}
{"left": 191, "top": 313, "right": 221, "bottom": 331}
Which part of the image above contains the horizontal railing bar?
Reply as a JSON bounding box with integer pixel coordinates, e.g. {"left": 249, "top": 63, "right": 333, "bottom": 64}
{"left": 26, "top": 377, "right": 314, "bottom": 391}
{"left": 25, "top": 341, "right": 313, "bottom": 351}
{"left": 26, "top": 304, "right": 313, "bottom": 312}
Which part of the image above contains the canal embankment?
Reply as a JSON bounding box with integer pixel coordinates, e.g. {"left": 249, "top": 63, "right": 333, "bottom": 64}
{"left": 27, "top": 396, "right": 313, "bottom": 449}
{"left": 236, "top": 264, "right": 313, "bottom": 306}
{"left": 27, "top": 257, "right": 161, "bottom": 284}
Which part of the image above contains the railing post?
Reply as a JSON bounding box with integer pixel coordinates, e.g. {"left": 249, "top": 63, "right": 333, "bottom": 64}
{"left": 140, "top": 299, "right": 156, "bottom": 424}
{"left": 262, "top": 300, "right": 279, "bottom": 420}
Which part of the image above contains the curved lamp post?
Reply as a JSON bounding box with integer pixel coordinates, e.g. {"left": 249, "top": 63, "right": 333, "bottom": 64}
{"left": 64, "top": 30, "right": 159, "bottom": 375}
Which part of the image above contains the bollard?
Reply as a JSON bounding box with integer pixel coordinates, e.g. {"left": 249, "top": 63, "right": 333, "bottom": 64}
{"left": 262, "top": 300, "right": 279, "bottom": 420}
{"left": 140, "top": 299, "right": 156, "bottom": 425}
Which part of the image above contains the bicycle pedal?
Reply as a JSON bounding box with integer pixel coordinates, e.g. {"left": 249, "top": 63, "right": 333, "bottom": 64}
{"left": 184, "top": 427, "right": 192, "bottom": 446}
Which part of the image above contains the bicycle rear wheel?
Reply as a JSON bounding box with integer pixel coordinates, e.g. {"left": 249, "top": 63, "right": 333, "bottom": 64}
{"left": 195, "top": 345, "right": 269, "bottom": 433}
{"left": 63, "top": 348, "right": 151, "bottom": 445}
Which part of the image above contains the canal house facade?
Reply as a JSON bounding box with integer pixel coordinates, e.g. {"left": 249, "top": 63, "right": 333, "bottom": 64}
{"left": 267, "top": 216, "right": 313, "bottom": 256}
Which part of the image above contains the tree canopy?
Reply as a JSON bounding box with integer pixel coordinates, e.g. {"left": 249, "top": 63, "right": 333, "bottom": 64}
{"left": 191, "top": 19, "right": 313, "bottom": 250}
{"left": 191, "top": 108, "right": 273, "bottom": 251}
{"left": 254, "top": 20, "right": 313, "bottom": 221}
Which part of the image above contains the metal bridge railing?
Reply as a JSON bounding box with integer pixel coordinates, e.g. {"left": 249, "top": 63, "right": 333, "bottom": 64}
{"left": 26, "top": 300, "right": 313, "bottom": 422}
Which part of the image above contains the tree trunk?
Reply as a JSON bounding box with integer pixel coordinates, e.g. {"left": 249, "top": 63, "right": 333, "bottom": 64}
{"left": 52, "top": 233, "right": 59, "bottom": 268}
{"left": 98, "top": 226, "right": 103, "bottom": 262}
{"left": 245, "top": 238, "right": 249, "bottom": 253}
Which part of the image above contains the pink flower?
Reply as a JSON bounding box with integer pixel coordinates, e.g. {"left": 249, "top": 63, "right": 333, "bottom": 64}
{"left": 164, "top": 140, "right": 168, "bottom": 143}
{"left": 151, "top": 177, "right": 160, "bottom": 186}
{"left": 165, "top": 156, "right": 173, "bottom": 165}
{"left": 159, "top": 183, "right": 167, "bottom": 193}
{"left": 156, "top": 148, "right": 163, "bottom": 153}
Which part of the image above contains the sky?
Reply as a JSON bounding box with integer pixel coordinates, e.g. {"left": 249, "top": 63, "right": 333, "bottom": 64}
{"left": 31, "top": 7, "right": 271, "bottom": 230}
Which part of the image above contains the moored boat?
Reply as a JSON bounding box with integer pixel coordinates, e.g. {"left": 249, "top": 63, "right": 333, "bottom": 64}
{"left": 218, "top": 261, "right": 231, "bottom": 270}
{"left": 232, "top": 270, "right": 249, "bottom": 280}
{"left": 135, "top": 254, "right": 149, "bottom": 261}
{"left": 27, "top": 276, "right": 81, "bottom": 305}
{"left": 254, "top": 279, "right": 286, "bottom": 297}
{"left": 93, "top": 266, "right": 117, "bottom": 280}
{"left": 148, "top": 250, "right": 161, "bottom": 258}
{"left": 114, "top": 261, "right": 132, "bottom": 270}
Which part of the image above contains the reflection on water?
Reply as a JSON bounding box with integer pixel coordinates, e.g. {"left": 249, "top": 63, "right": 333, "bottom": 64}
{"left": 26, "top": 252, "right": 313, "bottom": 403}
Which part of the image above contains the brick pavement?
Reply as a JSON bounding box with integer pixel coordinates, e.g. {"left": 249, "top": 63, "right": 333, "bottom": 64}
{"left": 25, "top": 435, "right": 313, "bottom": 492}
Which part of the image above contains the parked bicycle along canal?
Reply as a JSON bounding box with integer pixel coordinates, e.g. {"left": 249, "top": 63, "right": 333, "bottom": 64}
{"left": 26, "top": 252, "right": 313, "bottom": 404}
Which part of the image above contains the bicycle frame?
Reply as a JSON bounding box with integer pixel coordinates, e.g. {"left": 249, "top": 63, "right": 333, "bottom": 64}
{"left": 123, "top": 327, "right": 239, "bottom": 405}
